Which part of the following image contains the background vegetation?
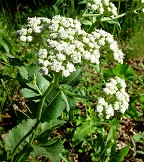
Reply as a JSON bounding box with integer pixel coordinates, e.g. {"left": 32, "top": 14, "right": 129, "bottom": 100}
{"left": 0, "top": 0, "right": 144, "bottom": 161}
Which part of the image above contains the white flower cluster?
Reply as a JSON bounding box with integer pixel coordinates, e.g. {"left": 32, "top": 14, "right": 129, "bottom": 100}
{"left": 16, "top": 17, "right": 50, "bottom": 42}
{"left": 17, "top": 15, "right": 124, "bottom": 77}
{"left": 87, "top": 0, "right": 118, "bottom": 17}
{"left": 91, "top": 29, "right": 124, "bottom": 63}
{"left": 96, "top": 76, "right": 129, "bottom": 119}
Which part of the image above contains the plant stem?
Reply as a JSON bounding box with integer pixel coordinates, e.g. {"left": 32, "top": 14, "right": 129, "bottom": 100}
{"left": 70, "top": 0, "right": 76, "bottom": 18}
{"left": 12, "top": 73, "right": 60, "bottom": 159}
{"left": 88, "top": 16, "right": 103, "bottom": 33}
{"left": 59, "top": 86, "right": 98, "bottom": 100}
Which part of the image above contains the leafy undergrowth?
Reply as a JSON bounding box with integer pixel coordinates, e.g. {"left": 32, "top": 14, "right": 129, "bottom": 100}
{"left": 60, "top": 57, "right": 144, "bottom": 162}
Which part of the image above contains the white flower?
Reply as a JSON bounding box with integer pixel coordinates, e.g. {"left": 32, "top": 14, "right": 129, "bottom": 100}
{"left": 110, "top": 41, "right": 118, "bottom": 50}
{"left": 27, "top": 36, "right": 33, "bottom": 42}
{"left": 20, "top": 35, "right": 27, "bottom": 42}
{"left": 105, "top": 104, "right": 114, "bottom": 116}
{"left": 66, "top": 62, "right": 75, "bottom": 72}
{"left": 98, "top": 38, "right": 105, "bottom": 46}
{"left": 62, "top": 69, "right": 70, "bottom": 77}
{"left": 103, "top": 0, "right": 109, "bottom": 6}
{"left": 91, "top": 4, "right": 98, "bottom": 10}
{"left": 18, "top": 28, "right": 27, "bottom": 35}
{"left": 114, "top": 102, "right": 120, "bottom": 110}
{"left": 83, "top": 37, "right": 90, "bottom": 44}
{"left": 50, "top": 61, "right": 62, "bottom": 72}
{"left": 34, "top": 26, "right": 42, "bottom": 33}
{"left": 120, "top": 80, "right": 126, "bottom": 88}
{"left": 43, "top": 60, "right": 50, "bottom": 67}
{"left": 98, "top": 7, "right": 104, "bottom": 14}
{"left": 96, "top": 105, "right": 103, "bottom": 113}
{"left": 83, "top": 51, "right": 91, "bottom": 60}
{"left": 38, "top": 49, "right": 47, "bottom": 58}
{"left": 55, "top": 44, "right": 65, "bottom": 52}
{"left": 59, "top": 32, "right": 68, "bottom": 39}
{"left": 56, "top": 53, "right": 66, "bottom": 61}
{"left": 71, "top": 53, "right": 81, "bottom": 63}
{"left": 96, "top": 76, "right": 129, "bottom": 119}
{"left": 48, "top": 24, "right": 59, "bottom": 31}
{"left": 27, "top": 28, "right": 33, "bottom": 33}
{"left": 98, "top": 97, "right": 107, "bottom": 106}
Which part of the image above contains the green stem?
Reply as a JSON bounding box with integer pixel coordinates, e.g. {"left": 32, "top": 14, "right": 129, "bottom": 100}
{"left": 70, "top": 0, "right": 76, "bottom": 18}
{"left": 12, "top": 124, "right": 37, "bottom": 156}
{"left": 88, "top": 16, "right": 103, "bottom": 33}
{"left": 77, "top": 7, "right": 89, "bottom": 20}
{"left": 59, "top": 86, "right": 98, "bottom": 100}
{"left": 30, "top": 73, "right": 59, "bottom": 143}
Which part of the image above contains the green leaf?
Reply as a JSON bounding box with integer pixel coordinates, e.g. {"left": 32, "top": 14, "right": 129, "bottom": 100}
{"left": 35, "top": 119, "right": 65, "bottom": 143}
{"left": 21, "top": 88, "right": 40, "bottom": 98}
{"left": 106, "top": 19, "right": 121, "bottom": 29}
{"left": 66, "top": 67, "right": 83, "bottom": 86}
{"left": 14, "top": 144, "right": 33, "bottom": 162}
{"left": 102, "top": 64, "right": 134, "bottom": 80}
{"left": 106, "top": 126, "right": 116, "bottom": 144}
{"left": 17, "top": 66, "right": 28, "bottom": 80}
{"left": 8, "top": 57, "right": 24, "bottom": 67}
{"left": 133, "top": 133, "right": 142, "bottom": 142}
{"left": 80, "top": 19, "right": 92, "bottom": 26}
{"left": 31, "top": 139, "right": 63, "bottom": 162}
{"left": 73, "top": 120, "right": 96, "bottom": 144}
{"left": 110, "top": 145, "right": 130, "bottom": 162}
{"left": 61, "top": 91, "right": 70, "bottom": 112}
{"left": 41, "top": 87, "right": 66, "bottom": 122}
{"left": 4, "top": 119, "right": 36, "bottom": 155}
{"left": 0, "top": 38, "right": 9, "bottom": 53}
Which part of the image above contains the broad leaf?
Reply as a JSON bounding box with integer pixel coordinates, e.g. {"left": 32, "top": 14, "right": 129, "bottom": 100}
{"left": 4, "top": 119, "right": 36, "bottom": 155}
{"left": 106, "top": 126, "right": 116, "bottom": 144}
{"left": 73, "top": 120, "right": 96, "bottom": 144}
{"left": 110, "top": 145, "right": 130, "bottom": 162}
{"left": 65, "top": 67, "right": 83, "bottom": 86}
{"left": 35, "top": 119, "right": 65, "bottom": 143}
{"left": 41, "top": 87, "right": 66, "bottom": 122}
{"left": 31, "top": 139, "right": 63, "bottom": 162}
{"left": 0, "top": 38, "right": 10, "bottom": 53}
{"left": 14, "top": 144, "right": 33, "bottom": 162}
{"left": 102, "top": 64, "right": 134, "bottom": 80}
{"left": 21, "top": 88, "right": 40, "bottom": 98}
{"left": 17, "top": 66, "right": 28, "bottom": 80}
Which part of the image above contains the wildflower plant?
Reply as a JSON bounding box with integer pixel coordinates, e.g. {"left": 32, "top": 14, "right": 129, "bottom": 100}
{"left": 2, "top": 0, "right": 144, "bottom": 161}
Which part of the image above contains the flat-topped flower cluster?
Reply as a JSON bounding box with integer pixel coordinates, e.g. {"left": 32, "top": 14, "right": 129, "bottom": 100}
{"left": 16, "top": 15, "right": 124, "bottom": 77}
{"left": 96, "top": 76, "right": 129, "bottom": 119}
{"left": 86, "top": 0, "right": 118, "bottom": 17}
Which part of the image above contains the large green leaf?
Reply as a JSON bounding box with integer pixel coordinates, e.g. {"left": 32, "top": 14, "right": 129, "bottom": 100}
{"left": 110, "top": 145, "right": 130, "bottom": 162}
{"left": 41, "top": 87, "right": 66, "bottom": 122}
{"left": 106, "top": 126, "right": 116, "bottom": 144}
{"left": 102, "top": 64, "right": 134, "bottom": 80}
{"left": 31, "top": 139, "right": 63, "bottom": 162}
{"left": 0, "top": 38, "right": 10, "bottom": 53}
{"left": 13, "top": 144, "right": 33, "bottom": 162}
{"left": 20, "top": 65, "right": 50, "bottom": 99}
{"left": 35, "top": 119, "right": 65, "bottom": 143}
{"left": 4, "top": 119, "right": 36, "bottom": 155}
{"left": 72, "top": 120, "right": 96, "bottom": 144}
{"left": 65, "top": 67, "right": 83, "bottom": 86}
{"left": 21, "top": 88, "right": 40, "bottom": 98}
